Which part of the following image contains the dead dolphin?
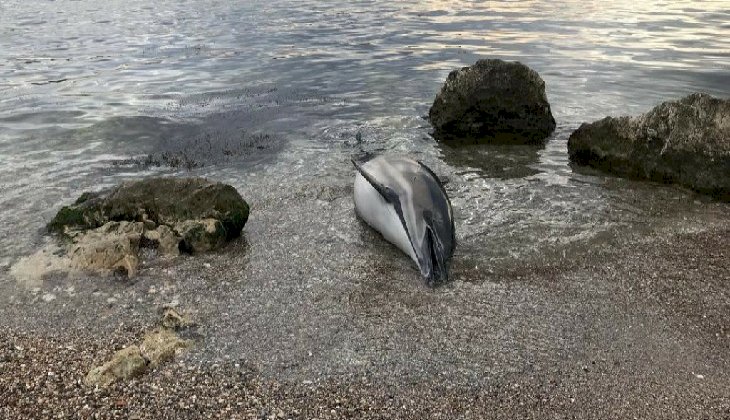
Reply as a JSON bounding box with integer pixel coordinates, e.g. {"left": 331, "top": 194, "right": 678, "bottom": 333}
{"left": 353, "top": 156, "right": 455, "bottom": 285}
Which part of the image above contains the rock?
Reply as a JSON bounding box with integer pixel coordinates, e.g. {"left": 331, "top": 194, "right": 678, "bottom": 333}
{"left": 429, "top": 59, "right": 556, "bottom": 144}
{"left": 45, "top": 177, "right": 249, "bottom": 277}
{"left": 84, "top": 326, "right": 192, "bottom": 388}
{"left": 161, "top": 308, "right": 193, "bottom": 330}
{"left": 84, "top": 346, "right": 147, "bottom": 388}
{"left": 66, "top": 221, "right": 143, "bottom": 277}
{"left": 48, "top": 177, "right": 249, "bottom": 244}
{"left": 139, "top": 328, "right": 191, "bottom": 368}
{"left": 142, "top": 225, "right": 180, "bottom": 256}
{"left": 175, "top": 218, "right": 227, "bottom": 253}
{"left": 568, "top": 93, "right": 730, "bottom": 200}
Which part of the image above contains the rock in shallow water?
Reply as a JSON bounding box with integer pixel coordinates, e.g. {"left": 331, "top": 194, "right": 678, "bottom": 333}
{"left": 46, "top": 177, "right": 249, "bottom": 277}
{"left": 568, "top": 93, "right": 730, "bottom": 200}
{"left": 49, "top": 177, "right": 249, "bottom": 238}
{"left": 429, "top": 59, "right": 556, "bottom": 144}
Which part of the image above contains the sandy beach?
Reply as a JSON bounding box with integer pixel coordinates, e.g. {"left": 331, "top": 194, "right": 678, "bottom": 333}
{"left": 2, "top": 222, "right": 728, "bottom": 419}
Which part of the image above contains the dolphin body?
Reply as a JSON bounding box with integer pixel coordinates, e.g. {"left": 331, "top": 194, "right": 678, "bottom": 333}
{"left": 353, "top": 156, "right": 455, "bottom": 285}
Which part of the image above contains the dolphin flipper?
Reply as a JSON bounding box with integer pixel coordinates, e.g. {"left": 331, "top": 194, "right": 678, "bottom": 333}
{"left": 352, "top": 159, "right": 399, "bottom": 205}
{"left": 352, "top": 158, "right": 417, "bottom": 260}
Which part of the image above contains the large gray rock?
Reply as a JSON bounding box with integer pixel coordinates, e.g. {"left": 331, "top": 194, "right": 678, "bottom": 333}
{"left": 568, "top": 93, "right": 730, "bottom": 200}
{"left": 429, "top": 59, "right": 556, "bottom": 144}
{"left": 47, "top": 177, "right": 249, "bottom": 276}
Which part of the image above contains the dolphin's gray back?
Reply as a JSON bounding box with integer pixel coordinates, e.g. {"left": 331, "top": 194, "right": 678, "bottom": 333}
{"left": 358, "top": 156, "right": 455, "bottom": 263}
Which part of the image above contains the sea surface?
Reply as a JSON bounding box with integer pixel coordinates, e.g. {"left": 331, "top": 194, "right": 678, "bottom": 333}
{"left": 1, "top": 0, "right": 729, "bottom": 382}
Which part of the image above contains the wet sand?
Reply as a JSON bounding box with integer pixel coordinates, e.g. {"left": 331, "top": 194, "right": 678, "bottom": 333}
{"left": 1, "top": 222, "right": 728, "bottom": 419}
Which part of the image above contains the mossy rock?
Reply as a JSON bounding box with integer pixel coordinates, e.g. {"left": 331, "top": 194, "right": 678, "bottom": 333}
{"left": 47, "top": 206, "right": 89, "bottom": 235}
{"left": 568, "top": 93, "right": 730, "bottom": 200}
{"left": 48, "top": 177, "right": 249, "bottom": 253}
{"left": 429, "top": 59, "right": 556, "bottom": 144}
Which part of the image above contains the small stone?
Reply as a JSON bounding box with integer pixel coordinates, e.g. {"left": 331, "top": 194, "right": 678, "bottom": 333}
{"left": 163, "top": 300, "right": 180, "bottom": 309}
{"left": 140, "top": 328, "right": 191, "bottom": 368}
{"left": 84, "top": 346, "right": 147, "bottom": 388}
{"left": 161, "top": 308, "right": 192, "bottom": 331}
{"left": 41, "top": 293, "right": 56, "bottom": 302}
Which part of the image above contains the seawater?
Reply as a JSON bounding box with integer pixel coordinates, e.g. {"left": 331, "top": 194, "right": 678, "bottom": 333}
{"left": 1, "top": 0, "right": 729, "bottom": 270}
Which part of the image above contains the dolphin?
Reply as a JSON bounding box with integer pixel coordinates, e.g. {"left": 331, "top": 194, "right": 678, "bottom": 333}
{"left": 353, "top": 156, "right": 455, "bottom": 285}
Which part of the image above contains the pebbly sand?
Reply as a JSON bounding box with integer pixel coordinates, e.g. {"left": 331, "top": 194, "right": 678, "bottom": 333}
{"left": 1, "top": 222, "right": 728, "bottom": 419}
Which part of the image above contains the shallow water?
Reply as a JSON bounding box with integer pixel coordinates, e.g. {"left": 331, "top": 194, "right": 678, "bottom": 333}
{"left": 1, "top": 0, "right": 729, "bottom": 383}
{"left": 2, "top": 0, "right": 729, "bottom": 265}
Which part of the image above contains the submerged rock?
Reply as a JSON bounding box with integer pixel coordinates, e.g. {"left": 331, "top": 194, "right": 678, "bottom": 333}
{"left": 46, "top": 177, "right": 249, "bottom": 277}
{"left": 429, "top": 59, "right": 556, "bottom": 144}
{"left": 568, "top": 93, "right": 730, "bottom": 200}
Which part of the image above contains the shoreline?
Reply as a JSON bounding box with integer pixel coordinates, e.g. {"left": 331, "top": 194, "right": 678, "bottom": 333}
{"left": 2, "top": 226, "right": 728, "bottom": 418}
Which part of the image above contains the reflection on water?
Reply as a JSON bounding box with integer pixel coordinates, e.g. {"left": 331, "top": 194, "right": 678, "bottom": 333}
{"left": 0, "top": 0, "right": 729, "bottom": 270}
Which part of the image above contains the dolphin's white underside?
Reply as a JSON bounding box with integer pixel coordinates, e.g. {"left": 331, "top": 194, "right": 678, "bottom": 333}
{"left": 354, "top": 172, "right": 418, "bottom": 264}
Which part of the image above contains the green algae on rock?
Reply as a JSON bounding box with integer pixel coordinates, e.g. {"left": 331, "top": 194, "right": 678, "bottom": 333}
{"left": 48, "top": 177, "right": 249, "bottom": 239}
{"left": 45, "top": 177, "right": 249, "bottom": 277}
